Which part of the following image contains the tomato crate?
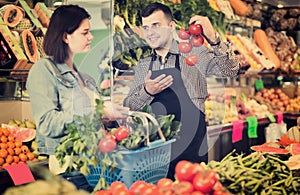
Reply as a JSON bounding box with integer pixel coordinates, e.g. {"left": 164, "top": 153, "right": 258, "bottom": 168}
{"left": 85, "top": 139, "right": 175, "bottom": 188}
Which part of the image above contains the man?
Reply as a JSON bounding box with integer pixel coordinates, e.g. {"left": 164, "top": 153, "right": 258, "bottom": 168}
{"left": 123, "top": 2, "right": 240, "bottom": 180}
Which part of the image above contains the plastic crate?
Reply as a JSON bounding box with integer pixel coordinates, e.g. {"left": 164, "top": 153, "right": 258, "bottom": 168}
{"left": 85, "top": 139, "right": 175, "bottom": 188}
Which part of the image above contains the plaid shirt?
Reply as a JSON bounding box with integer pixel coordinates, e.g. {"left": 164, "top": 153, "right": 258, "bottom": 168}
{"left": 123, "top": 39, "right": 240, "bottom": 113}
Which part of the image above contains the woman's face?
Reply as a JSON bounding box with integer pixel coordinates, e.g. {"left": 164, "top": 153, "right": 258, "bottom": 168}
{"left": 142, "top": 10, "right": 174, "bottom": 50}
{"left": 64, "top": 18, "right": 94, "bottom": 55}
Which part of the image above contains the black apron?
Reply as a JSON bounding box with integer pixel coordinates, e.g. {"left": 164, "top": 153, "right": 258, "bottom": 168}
{"left": 149, "top": 54, "right": 208, "bottom": 180}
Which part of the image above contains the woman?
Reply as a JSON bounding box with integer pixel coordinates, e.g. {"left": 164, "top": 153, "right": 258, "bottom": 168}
{"left": 26, "top": 5, "right": 128, "bottom": 191}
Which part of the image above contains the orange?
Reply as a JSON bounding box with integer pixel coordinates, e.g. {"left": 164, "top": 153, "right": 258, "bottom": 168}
{"left": 19, "top": 153, "right": 27, "bottom": 162}
{"left": 0, "top": 135, "right": 7, "bottom": 143}
{"left": 21, "top": 145, "right": 29, "bottom": 154}
{"left": 2, "top": 128, "right": 10, "bottom": 137}
{"left": 2, "top": 163, "right": 10, "bottom": 167}
{"left": 0, "top": 149, "right": 8, "bottom": 158}
{"left": 0, "top": 143, "right": 7, "bottom": 150}
{"left": 14, "top": 147, "right": 21, "bottom": 155}
{"left": 7, "top": 142, "right": 15, "bottom": 149}
{"left": 7, "top": 148, "right": 14, "bottom": 156}
{"left": 15, "top": 140, "right": 22, "bottom": 148}
{"left": 5, "top": 155, "right": 13, "bottom": 164}
{"left": 13, "top": 156, "right": 19, "bottom": 163}
{"left": 7, "top": 135, "right": 15, "bottom": 142}
{"left": 26, "top": 152, "right": 35, "bottom": 161}
{"left": 0, "top": 157, "right": 4, "bottom": 165}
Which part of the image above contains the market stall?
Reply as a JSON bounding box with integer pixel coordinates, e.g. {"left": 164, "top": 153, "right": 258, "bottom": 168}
{"left": 0, "top": 0, "right": 300, "bottom": 194}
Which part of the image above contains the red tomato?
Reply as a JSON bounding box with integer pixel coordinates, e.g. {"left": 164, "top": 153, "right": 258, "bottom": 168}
{"left": 192, "top": 170, "right": 218, "bottom": 193}
{"left": 178, "top": 29, "right": 190, "bottom": 40}
{"left": 94, "top": 190, "right": 112, "bottom": 195}
{"left": 185, "top": 54, "right": 199, "bottom": 66}
{"left": 110, "top": 181, "right": 128, "bottom": 195}
{"left": 114, "top": 126, "right": 130, "bottom": 141}
{"left": 111, "top": 188, "right": 130, "bottom": 195}
{"left": 191, "top": 36, "right": 204, "bottom": 47}
{"left": 178, "top": 42, "right": 192, "bottom": 53}
{"left": 175, "top": 160, "right": 193, "bottom": 182}
{"left": 159, "top": 189, "right": 174, "bottom": 195}
{"left": 98, "top": 136, "right": 117, "bottom": 153}
{"left": 173, "top": 181, "right": 194, "bottom": 194}
{"left": 191, "top": 191, "right": 205, "bottom": 195}
{"left": 140, "top": 184, "right": 161, "bottom": 195}
{"left": 157, "top": 178, "right": 174, "bottom": 190}
{"left": 189, "top": 24, "right": 203, "bottom": 36}
{"left": 129, "top": 180, "right": 148, "bottom": 195}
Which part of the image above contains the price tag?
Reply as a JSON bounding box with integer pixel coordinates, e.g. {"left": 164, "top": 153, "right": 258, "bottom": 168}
{"left": 255, "top": 79, "right": 264, "bottom": 91}
{"left": 3, "top": 163, "right": 35, "bottom": 185}
{"left": 231, "top": 120, "right": 244, "bottom": 143}
{"left": 246, "top": 116, "right": 258, "bottom": 138}
{"left": 267, "top": 113, "right": 276, "bottom": 123}
{"left": 276, "top": 111, "right": 283, "bottom": 124}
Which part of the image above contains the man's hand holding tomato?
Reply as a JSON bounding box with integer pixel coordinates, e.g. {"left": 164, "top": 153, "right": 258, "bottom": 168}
{"left": 189, "top": 15, "right": 219, "bottom": 44}
{"left": 144, "top": 70, "right": 173, "bottom": 95}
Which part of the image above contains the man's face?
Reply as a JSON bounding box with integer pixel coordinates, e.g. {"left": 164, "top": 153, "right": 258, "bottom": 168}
{"left": 142, "top": 10, "right": 174, "bottom": 50}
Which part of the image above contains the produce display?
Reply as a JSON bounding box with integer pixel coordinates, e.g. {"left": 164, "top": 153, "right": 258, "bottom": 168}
{"left": 0, "top": 125, "right": 38, "bottom": 170}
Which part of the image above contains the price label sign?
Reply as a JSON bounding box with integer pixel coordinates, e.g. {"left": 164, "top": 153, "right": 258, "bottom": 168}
{"left": 246, "top": 116, "right": 258, "bottom": 138}
{"left": 276, "top": 111, "right": 283, "bottom": 124}
{"left": 4, "top": 163, "right": 35, "bottom": 185}
{"left": 255, "top": 79, "right": 264, "bottom": 91}
{"left": 231, "top": 120, "right": 244, "bottom": 143}
{"left": 267, "top": 113, "right": 276, "bottom": 123}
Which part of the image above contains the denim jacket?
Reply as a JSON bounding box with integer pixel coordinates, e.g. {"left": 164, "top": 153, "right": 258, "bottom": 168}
{"left": 26, "top": 57, "right": 101, "bottom": 155}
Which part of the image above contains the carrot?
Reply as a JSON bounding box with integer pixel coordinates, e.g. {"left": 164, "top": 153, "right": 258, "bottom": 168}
{"left": 254, "top": 29, "right": 281, "bottom": 70}
{"left": 228, "top": 0, "right": 249, "bottom": 17}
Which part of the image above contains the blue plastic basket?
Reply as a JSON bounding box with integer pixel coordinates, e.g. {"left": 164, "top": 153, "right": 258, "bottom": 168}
{"left": 85, "top": 139, "right": 175, "bottom": 188}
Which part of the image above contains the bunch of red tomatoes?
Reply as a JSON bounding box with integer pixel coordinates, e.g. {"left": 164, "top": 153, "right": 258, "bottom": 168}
{"left": 98, "top": 126, "right": 130, "bottom": 153}
{"left": 94, "top": 160, "right": 232, "bottom": 195}
{"left": 178, "top": 24, "right": 204, "bottom": 66}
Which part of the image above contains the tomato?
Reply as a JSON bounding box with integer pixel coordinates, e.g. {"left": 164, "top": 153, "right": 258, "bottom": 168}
{"left": 178, "top": 29, "right": 190, "bottom": 40}
{"left": 159, "top": 189, "right": 174, "bottom": 195}
{"left": 140, "top": 184, "right": 161, "bottom": 195}
{"left": 110, "top": 181, "right": 128, "bottom": 195}
{"left": 114, "top": 126, "right": 130, "bottom": 141}
{"left": 178, "top": 42, "right": 192, "bottom": 53}
{"left": 111, "top": 188, "right": 130, "bottom": 195}
{"left": 173, "top": 181, "right": 194, "bottom": 194}
{"left": 94, "top": 190, "right": 112, "bottom": 195}
{"left": 175, "top": 160, "right": 193, "bottom": 182}
{"left": 98, "top": 135, "right": 117, "bottom": 153}
{"left": 129, "top": 180, "right": 148, "bottom": 195}
{"left": 189, "top": 24, "right": 203, "bottom": 36}
{"left": 191, "top": 191, "right": 205, "bottom": 195}
{"left": 192, "top": 170, "right": 218, "bottom": 193}
{"left": 157, "top": 178, "right": 174, "bottom": 190}
{"left": 191, "top": 36, "right": 204, "bottom": 47}
{"left": 185, "top": 54, "right": 199, "bottom": 66}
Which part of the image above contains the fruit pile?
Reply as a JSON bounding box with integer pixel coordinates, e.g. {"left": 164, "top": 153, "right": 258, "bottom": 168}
{"left": 94, "top": 160, "right": 232, "bottom": 195}
{"left": 177, "top": 24, "right": 204, "bottom": 66}
{"left": 0, "top": 127, "right": 37, "bottom": 170}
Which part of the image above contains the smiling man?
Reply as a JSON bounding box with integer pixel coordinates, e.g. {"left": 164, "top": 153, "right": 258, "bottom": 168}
{"left": 123, "top": 2, "right": 240, "bottom": 180}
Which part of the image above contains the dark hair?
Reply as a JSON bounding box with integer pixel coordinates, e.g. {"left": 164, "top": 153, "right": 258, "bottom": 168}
{"left": 141, "top": 2, "right": 173, "bottom": 21}
{"left": 43, "top": 5, "right": 91, "bottom": 63}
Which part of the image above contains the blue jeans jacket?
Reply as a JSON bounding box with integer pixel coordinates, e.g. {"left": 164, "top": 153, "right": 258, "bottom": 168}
{"left": 26, "top": 57, "right": 101, "bottom": 155}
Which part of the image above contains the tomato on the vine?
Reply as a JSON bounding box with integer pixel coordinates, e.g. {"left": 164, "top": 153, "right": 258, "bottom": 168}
{"left": 192, "top": 170, "right": 218, "bottom": 193}
{"left": 98, "top": 135, "right": 116, "bottom": 153}
{"left": 178, "top": 42, "right": 192, "bottom": 53}
{"left": 178, "top": 29, "right": 190, "bottom": 40}
{"left": 114, "top": 126, "right": 130, "bottom": 141}
{"left": 189, "top": 24, "right": 203, "bottom": 36}
{"left": 185, "top": 54, "right": 199, "bottom": 66}
{"left": 191, "top": 36, "right": 204, "bottom": 47}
